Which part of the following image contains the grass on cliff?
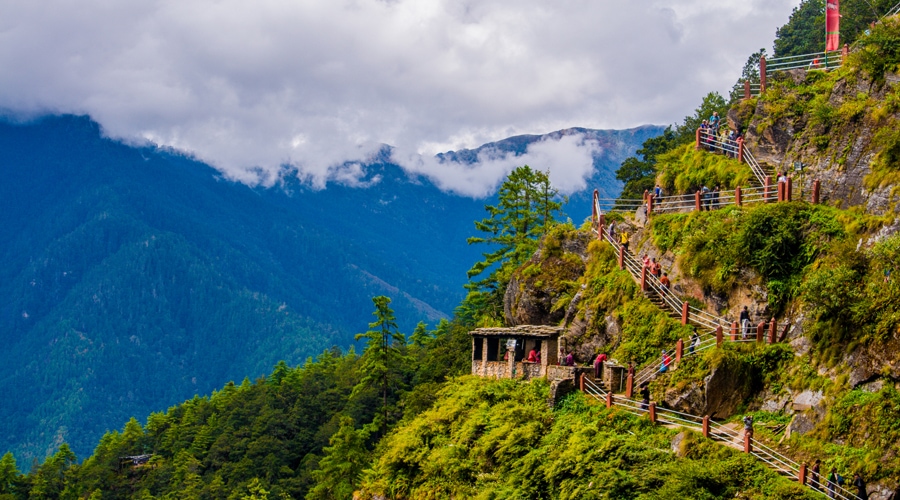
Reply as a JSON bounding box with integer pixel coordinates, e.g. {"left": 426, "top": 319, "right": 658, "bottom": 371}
{"left": 656, "top": 143, "right": 755, "bottom": 195}
{"left": 360, "top": 376, "right": 815, "bottom": 500}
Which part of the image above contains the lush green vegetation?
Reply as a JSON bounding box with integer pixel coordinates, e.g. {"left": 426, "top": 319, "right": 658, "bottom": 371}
{"left": 656, "top": 144, "right": 754, "bottom": 195}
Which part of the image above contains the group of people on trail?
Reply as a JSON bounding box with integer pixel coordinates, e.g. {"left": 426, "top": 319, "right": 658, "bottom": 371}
{"left": 808, "top": 458, "right": 868, "bottom": 499}
{"left": 700, "top": 112, "right": 742, "bottom": 158}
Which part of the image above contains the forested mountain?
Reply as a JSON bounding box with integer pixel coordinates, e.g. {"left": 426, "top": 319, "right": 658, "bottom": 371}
{"left": 0, "top": 115, "right": 658, "bottom": 462}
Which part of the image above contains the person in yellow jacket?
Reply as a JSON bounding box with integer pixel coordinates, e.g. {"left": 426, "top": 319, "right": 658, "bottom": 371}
{"left": 620, "top": 231, "right": 629, "bottom": 252}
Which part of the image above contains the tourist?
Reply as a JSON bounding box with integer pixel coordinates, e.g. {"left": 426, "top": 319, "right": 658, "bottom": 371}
{"left": 701, "top": 185, "right": 711, "bottom": 211}
{"left": 689, "top": 329, "right": 701, "bottom": 355}
{"left": 526, "top": 348, "right": 538, "bottom": 363}
{"left": 810, "top": 459, "right": 821, "bottom": 491}
{"left": 642, "top": 254, "right": 651, "bottom": 268}
{"left": 712, "top": 185, "right": 720, "bottom": 209}
{"left": 740, "top": 306, "right": 751, "bottom": 339}
{"left": 660, "top": 272, "right": 671, "bottom": 292}
{"left": 650, "top": 258, "right": 661, "bottom": 277}
{"left": 654, "top": 184, "right": 662, "bottom": 203}
{"left": 659, "top": 350, "right": 671, "bottom": 373}
{"left": 627, "top": 361, "right": 635, "bottom": 379}
{"left": 709, "top": 111, "right": 720, "bottom": 135}
{"left": 620, "top": 232, "right": 629, "bottom": 253}
{"left": 608, "top": 220, "right": 616, "bottom": 240}
{"left": 743, "top": 414, "right": 754, "bottom": 439}
{"left": 826, "top": 470, "right": 837, "bottom": 498}
{"left": 594, "top": 352, "right": 607, "bottom": 378}
{"left": 854, "top": 472, "right": 868, "bottom": 499}
{"left": 564, "top": 351, "right": 574, "bottom": 367}
{"left": 640, "top": 382, "right": 650, "bottom": 410}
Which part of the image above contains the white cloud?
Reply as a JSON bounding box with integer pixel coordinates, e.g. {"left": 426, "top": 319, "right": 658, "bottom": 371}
{"left": 0, "top": 0, "right": 799, "bottom": 195}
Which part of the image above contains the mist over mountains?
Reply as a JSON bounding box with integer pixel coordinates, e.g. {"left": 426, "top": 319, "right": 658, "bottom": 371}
{"left": 0, "top": 114, "right": 661, "bottom": 460}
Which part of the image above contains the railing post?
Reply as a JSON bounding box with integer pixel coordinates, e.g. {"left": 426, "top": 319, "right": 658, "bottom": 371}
{"left": 716, "top": 325, "right": 723, "bottom": 347}
{"left": 580, "top": 373, "right": 585, "bottom": 392}
{"left": 812, "top": 179, "right": 820, "bottom": 204}
{"left": 702, "top": 415, "right": 710, "bottom": 438}
{"left": 744, "top": 433, "right": 752, "bottom": 453}
{"left": 649, "top": 402, "right": 657, "bottom": 423}
{"left": 626, "top": 373, "right": 634, "bottom": 398}
{"left": 592, "top": 189, "right": 598, "bottom": 224}
{"left": 737, "top": 138, "right": 744, "bottom": 163}
{"left": 695, "top": 128, "right": 702, "bottom": 151}
{"left": 676, "top": 339, "right": 683, "bottom": 363}
{"left": 777, "top": 179, "right": 784, "bottom": 202}
{"left": 643, "top": 189, "right": 649, "bottom": 203}
{"left": 598, "top": 213, "right": 605, "bottom": 241}
{"left": 799, "top": 464, "right": 807, "bottom": 485}
{"left": 759, "top": 55, "right": 767, "bottom": 93}
{"left": 735, "top": 186, "right": 742, "bottom": 206}
{"left": 769, "top": 319, "right": 777, "bottom": 344}
{"left": 786, "top": 177, "right": 793, "bottom": 201}
{"left": 842, "top": 43, "right": 849, "bottom": 64}
{"left": 647, "top": 194, "right": 653, "bottom": 216}
{"left": 730, "top": 321, "right": 738, "bottom": 341}
{"left": 695, "top": 190, "right": 702, "bottom": 211}
{"left": 756, "top": 321, "right": 765, "bottom": 343}
{"left": 606, "top": 391, "right": 613, "bottom": 409}
{"left": 641, "top": 265, "right": 647, "bottom": 291}
{"left": 743, "top": 80, "right": 750, "bottom": 100}
{"left": 681, "top": 301, "right": 690, "bottom": 325}
{"left": 618, "top": 246, "right": 625, "bottom": 270}
{"left": 764, "top": 176, "right": 773, "bottom": 203}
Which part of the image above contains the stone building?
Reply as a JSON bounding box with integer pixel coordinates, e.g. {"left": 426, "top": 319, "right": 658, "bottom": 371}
{"left": 470, "top": 325, "right": 574, "bottom": 381}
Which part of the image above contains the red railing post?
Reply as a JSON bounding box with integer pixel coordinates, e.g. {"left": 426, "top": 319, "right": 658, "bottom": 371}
{"left": 696, "top": 128, "right": 702, "bottom": 151}
{"left": 799, "top": 464, "right": 807, "bottom": 485}
{"left": 649, "top": 402, "right": 657, "bottom": 423}
{"left": 702, "top": 415, "right": 710, "bottom": 438}
{"left": 580, "top": 373, "right": 585, "bottom": 392}
{"left": 641, "top": 265, "right": 647, "bottom": 291}
{"left": 735, "top": 186, "right": 742, "bottom": 206}
{"left": 743, "top": 80, "right": 750, "bottom": 100}
{"left": 756, "top": 321, "right": 765, "bottom": 343}
{"left": 598, "top": 213, "right": 605, "bottom": 240}
{"left": 731, "top": 321, "right": 738, "bottom": 341}
{"left": 716, "top": 326, "right": 724, "bottom": 347}
{"left": 812, "top": 179, "right": 820, "bottom": 204}
{"left": 626, "top": 373, "right": 634, "bottom": 398}
{"left": 592, "top": 189, "right": 598, "bottom": 224}
{"left": 681, "top": 301, "right": 690, "bottom": 325}
{"left": 759, "top": 55, "right": 767, "bottom": 93}
{"left": 777, "top": 180, "right": 784, "bottom": 202}
{"left": 606, "top": 392, "right": 613, "bottom": 409}
{"left": 695, "top": 191, "right": 702, "bottom": 211}
{"left": 744, "top": 433, "right": 752, "bottom": 453}
{"left": 786, "top": 177, "right": 793, "bottom": 201}
{"left": 647, "top": 194, "right": 653, "bottom": 216}
{"left": 618, "top": 246, "right": 625, "bottom": 270}
{"left": 769, "top": 319, "right": 777, "bottom": 344}
{"left": 676, "top": 339, "right": 683, "bottom": 363}
{"left": 764, "top": 176, "right": 773, "bottom": 202}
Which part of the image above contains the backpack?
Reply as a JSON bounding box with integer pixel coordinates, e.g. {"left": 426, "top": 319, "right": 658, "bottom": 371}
{"left": 836, "top": 474, "right": 844, "bottom": 486}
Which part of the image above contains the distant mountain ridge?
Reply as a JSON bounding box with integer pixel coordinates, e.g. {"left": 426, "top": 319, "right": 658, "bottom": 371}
{"left": 0, "top": 114, "right": 661, "bottom": 461}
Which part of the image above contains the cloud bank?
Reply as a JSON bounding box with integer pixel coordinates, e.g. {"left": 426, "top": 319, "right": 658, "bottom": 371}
{"left": 0, "top": 0, "right": 798, "bottom": 196}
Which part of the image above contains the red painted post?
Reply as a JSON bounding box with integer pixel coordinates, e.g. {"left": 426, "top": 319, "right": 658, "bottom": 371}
{"left": 735, "top": 186, "right": 742, "bottom": 206}
{"left": 649, "top": 402, "right": 657, "bottom": 423}
{"left": 731, "top": 321, "right": 738, "bottom": 341}
{"left": 641, "top": 265, "right": 647, "bottom": 291}
{"left": 695, "top": 128, "right": 702, "bottom": 151}
{"left": 676, "top": 339, "right": 683, "bottom": 363}
{"left": 744, "top": 433, "right": 752, "bottom": 453}
{"left": 744, "top": 80, "right": 750, "bottom": 100}
{"left": 842, "top": 43, "right": 849, "bottom": 63}
{"left": 764, "top": 176, "right": 773, "bottom": 202}
{"left": 786, "top": 177, "right": 793, "bottom": 201}
{"left": 702, "top": 415, "right": 710, "bottom": 438}
{"left": 799, "top": 464, "right": 807, "bottom": 485}
{"left": 737, "top": 138, "right": 744, "bottom": 163}
{"left": 812, "top": 179, "right": 820, "bottom": 204}
{"left": 618, "top": 246, "right": 625, "bottom": 270}
{"left": 606, "top": 392, "right": 613, "bottom": 409}
{"left": 695, "top": 190, "right": 702, "bottom": 211}
{"left": 759, "top": 55, "right": 767, "bottom": 93}
{"left": 592, "top": 189, "right": 598, "bottom": 224}
{"left": 580, "top": 373, "right": 585, "bottom": 392}
{"left": 756, "top": 321, "right": 765, "bottom": 343}
{"left": 681, "top": 301, "right": 690, "bottom": 325}
{"left": 769, "top": 319, "right": 777, "bottom": 344}
{"left": 626, "top": 373, "right": 634, "bottom": 398}
{"left": 647, "top": 194, "right": 653, "bottom": 216}
{"left": 716, "top": 325, "right": 724, "bottom": 347}
{"left": 598, "top": 213, "right": 605, "bottom": 241}
{"left": 777, "top": 180, "right": 784, "bottom": 202}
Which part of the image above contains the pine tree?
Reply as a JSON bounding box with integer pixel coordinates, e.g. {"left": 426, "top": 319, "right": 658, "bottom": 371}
{"left": 0, "top": 452, "right": 19, "bottom": 496}
{"left": 353, "top": 296, "right": 407, "bottom": 433}
{"left": 306, "top": 417, "right": 369, "bottom": 500}
{"left": 465, "top": 165, "right": 563, "bottom": 322}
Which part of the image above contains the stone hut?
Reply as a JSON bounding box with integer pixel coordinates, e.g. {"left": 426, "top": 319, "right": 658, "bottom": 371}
{"left": 470, "top": 325, "right": 574, "bottom": 381}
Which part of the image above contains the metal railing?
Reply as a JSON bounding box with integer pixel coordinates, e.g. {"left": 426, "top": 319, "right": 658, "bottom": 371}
{"left": 764, "top": 50, "right": 844, "bottom": 75}
{"left": 579, "top": 378, "right": 863, "bottom": 499}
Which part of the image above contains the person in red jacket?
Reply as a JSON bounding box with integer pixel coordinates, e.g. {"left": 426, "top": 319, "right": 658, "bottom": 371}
{"left": 594, "top": 352, "right": 608, "bottom": 378}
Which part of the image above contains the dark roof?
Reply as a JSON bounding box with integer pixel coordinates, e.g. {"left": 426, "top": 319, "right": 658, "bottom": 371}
{"left": 470, "top": 326, "right": 563, "bottom": 338}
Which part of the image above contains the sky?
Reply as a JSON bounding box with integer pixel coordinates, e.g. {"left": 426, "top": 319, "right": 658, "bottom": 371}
{"left": 0, "top": 0, "right": 800, "bottom": 197}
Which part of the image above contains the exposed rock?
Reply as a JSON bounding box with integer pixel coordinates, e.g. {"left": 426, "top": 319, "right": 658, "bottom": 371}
{"left": 792, "top": 390, "right": 824, "bottom": 411}
{"left": 662, "top": 363, "right": 753, "bottom": 418}
{"left": 671, "top": 431, "right": 689, "bottom": 457}
{"left": 845, "top": 336, "right": 900, "bottom": 387}
{"left": 867, "top": 482, "right": 899, "bottom": 500}
{"left": 784, "top": 412, "right": 818, "bottom": 439}
{"left": 759, "top": 390, "right": 791, "bottom": 413}
{"left": 548, "top": 379, "right": 576, "bottom": 407}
